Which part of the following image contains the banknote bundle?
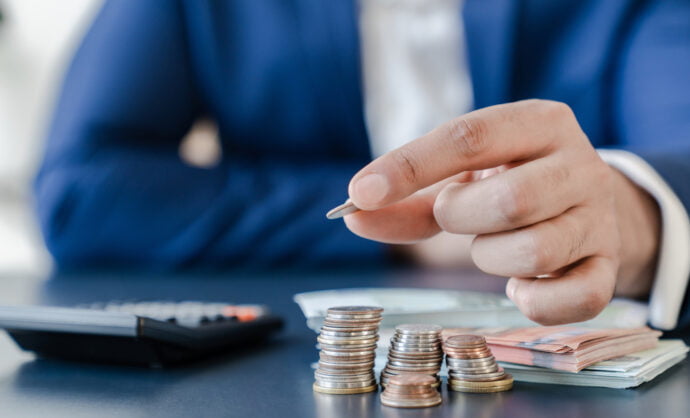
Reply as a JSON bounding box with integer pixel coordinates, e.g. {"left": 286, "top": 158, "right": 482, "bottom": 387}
{"left": 444, "top": 326, "right": 662, "bottom": 372}
{"left": 501, "top": 339, "right": 688, "bottom": 388}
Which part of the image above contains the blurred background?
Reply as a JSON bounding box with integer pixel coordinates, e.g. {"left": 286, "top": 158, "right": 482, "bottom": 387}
{"left": 0, "top": 0, "right": 102, "bottom": 277}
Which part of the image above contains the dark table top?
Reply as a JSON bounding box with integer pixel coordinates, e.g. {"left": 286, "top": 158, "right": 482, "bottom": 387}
{"left": 0, "top": 268, "right": 687, "bottom": 418}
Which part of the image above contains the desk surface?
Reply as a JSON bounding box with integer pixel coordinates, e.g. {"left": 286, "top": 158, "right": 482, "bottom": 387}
{"left": 0, "top": 269, "right": 687, "bottom": 418}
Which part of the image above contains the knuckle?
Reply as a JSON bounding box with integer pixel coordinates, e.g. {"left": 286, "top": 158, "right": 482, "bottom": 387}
{"left": 544, "top": 163, "right": 571, "bottom": 191}
{"left": 392, "top": 147, "right": 422, "bottom": 185}
{"left": 562, "top": 215, "right": 587, "bottom": 264}
{"left": 446, "top": 117, "right": 490, "bottom": 159}
{"left": 433, "top": 185, "right": 461, "bottom": 233}
{"left": 534, "top": 100, "right": 575, "bottom": 122}
{"left": 498, "top": 181, "right": 532, "bottom": 225}
{"left": 523, "top": 232, "right": 553, "bottom": 274}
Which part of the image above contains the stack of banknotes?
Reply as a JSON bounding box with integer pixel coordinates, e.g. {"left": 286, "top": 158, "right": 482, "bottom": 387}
{"left": 500, "top": 340, "right": 688, "bottom": 388}
{"left": 296, "top": 288, "right": 688, "bottom": 388}
{"left": 440, "top": 326, "right": 687, "bottom": 388}
{"left": 444, "top": 326, "right": 663, "bottom": 372}
{"left": 294, "top": 288, "right": 650, "bottom": 332}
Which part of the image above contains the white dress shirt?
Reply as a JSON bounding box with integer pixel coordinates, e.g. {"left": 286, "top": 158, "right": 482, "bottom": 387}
{"left": 358, "top": 0, "right": 690, "bottom": 330}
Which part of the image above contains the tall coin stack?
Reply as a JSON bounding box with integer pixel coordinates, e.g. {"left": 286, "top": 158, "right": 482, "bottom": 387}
{"left": 381, "top": 324, "right": 443, "bottom": 388}
{"left": 313, "top": 306, "right": 383, "bottom": 394}
{"left": 444, "top": 334, "right": 514, "bottom": 393}
{"left": 380, "top": 374, "right": 442, "bottom": 408}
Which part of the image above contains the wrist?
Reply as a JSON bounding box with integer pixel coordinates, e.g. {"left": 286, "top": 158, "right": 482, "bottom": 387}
{"left": 611, "top": 167, "right": 661, "bottom": 298}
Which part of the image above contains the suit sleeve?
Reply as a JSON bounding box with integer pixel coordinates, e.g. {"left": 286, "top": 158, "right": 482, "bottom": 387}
{"left": 34, "top": 0, "right": 382, "bottom": 269}
{"left": 612, "top": 0, "right": 690, "bottom": 330}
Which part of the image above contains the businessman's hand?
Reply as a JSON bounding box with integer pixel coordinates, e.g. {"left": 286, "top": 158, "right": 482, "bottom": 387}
{"left": 345, "top": 100, "right": 660, "bottom": 325}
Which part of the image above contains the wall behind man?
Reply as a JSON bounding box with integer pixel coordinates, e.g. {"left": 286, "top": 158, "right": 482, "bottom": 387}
{"left": 0, "top": 0, "right": 102, "bottom": 277}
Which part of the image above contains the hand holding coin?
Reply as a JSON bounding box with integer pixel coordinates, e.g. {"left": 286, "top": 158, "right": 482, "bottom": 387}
{"left": 329, "top": 100, "right": 661, "bottom": 326}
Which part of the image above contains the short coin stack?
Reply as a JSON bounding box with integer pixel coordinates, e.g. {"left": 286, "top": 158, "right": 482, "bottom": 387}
{"left": 380, "top": 374, "right": 442, "bottom": 408}
{"left": 381, "top": 324, "right": 443, "bottom": 388}
{"left": 313, "top": 306, "right": 383, "bottom": 394}
{"left": 444, "top": 334, "right": 514, "bottom": 393}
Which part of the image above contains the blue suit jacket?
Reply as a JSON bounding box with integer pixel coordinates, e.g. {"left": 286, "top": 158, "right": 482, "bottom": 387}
{"left": 36, "top": 1, "right": 690, "bottom": 324}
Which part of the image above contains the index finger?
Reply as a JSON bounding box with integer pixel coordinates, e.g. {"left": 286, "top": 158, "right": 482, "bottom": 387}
{"left": 348, "top": 100, "right": 572, "bottom": 210}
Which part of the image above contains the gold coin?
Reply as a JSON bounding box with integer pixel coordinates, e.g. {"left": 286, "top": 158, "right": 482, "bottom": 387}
{"left": 449, "top": 383, "right": 513, "bottom": 393}
{"left": 449, "top": 375, "right": 514, "bottom": 389}
{"left": 380, "top": 396, "right": 442, "bottom": 408}
{"left": 313, "top": 383, "right": 378, "bottom": 395}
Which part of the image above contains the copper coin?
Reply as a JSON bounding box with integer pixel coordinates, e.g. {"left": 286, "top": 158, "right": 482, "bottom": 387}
{"left": 443, "top": 346, "right": 490, "bottom": 354}
{"left": 381, "top": 385, "right": 431, "bottom": 395}
{"left": 444, "top": 334, "right": 486, "bottom": 347}
{"left": 387, "top": 374, "right": 437, "bottom": 387}
{"left": 323, "top": 316, "right": 381, "bottom": 326}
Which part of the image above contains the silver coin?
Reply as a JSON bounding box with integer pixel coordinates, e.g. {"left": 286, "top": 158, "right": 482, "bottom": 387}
{"left": 450, "top": 364, "right": 500, "bottom": 374}
{"left": 318, "top": 342, "right": 378, "bottom": 350}
{"left": 392, "top": 334, "right": 442, "bottom": 342}
{"left": 446, "top": 356, "right": 496, "bottom": 367}
{"left": 317, "top": 367, "right": 374, "bottom": 376}
{"left": 326, "top": 306, "right": 384, "bottom": 315}
{"left": 319, "top": 330, "right": 378, "bottom": 338}
{"left": 387, "top": 360, "right": 443, "bottom": 369}
{"left": 319, "top": 349, "right": 377, "bottom": 357}
{"left": 315, "top": 371, "right": 375, "bottom": 382}
{"left": 449, "top": 370, "right": 506, "bottom": 381}
{"left": 318, "top": 336, "right": 379, "bottom": 346}
{"left": 382, "top": 368, "right": 439, "bottom": 377}
{"left": 388, "top": 345, "right": 441, "bottom": 353}
{"left": 391, "top": 336, "right": 441, "bottom": 343}
{"left": 380, "top": 397, "right": 442, "bottom": 408}
{"left": 388, "top": 351, "right": 444, "bottom": 360}
{"left": 390, "top": 343, "right": 441, "bottom": 351}
{"left": 313, "top": 379, "right": 377, "bottom": 389}
{"left": 395, "top": 324, "right": 443, "bottom": 335}
{"left": 318, "top": 360, "right": 375, "bottom": 369}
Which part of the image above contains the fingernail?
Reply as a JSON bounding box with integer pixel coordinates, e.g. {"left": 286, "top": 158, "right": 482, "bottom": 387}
{"left": 351, "top": 173, "right": 389, "bottom": 208}
{"left": 506, "top": 279, "right": 516, "bottom": 300}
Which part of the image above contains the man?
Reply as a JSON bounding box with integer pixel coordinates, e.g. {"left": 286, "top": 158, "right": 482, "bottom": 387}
{"left": 35, "top": 0, "right": 690, "bottom": 330}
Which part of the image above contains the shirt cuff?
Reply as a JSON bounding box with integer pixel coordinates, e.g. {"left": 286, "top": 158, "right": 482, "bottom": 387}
{"left": 598, "top": 149, "right": 690, "bottom": 330}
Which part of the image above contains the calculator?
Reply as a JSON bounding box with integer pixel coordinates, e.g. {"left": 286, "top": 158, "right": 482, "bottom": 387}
{"left": 0, "top": 301, "right": 284, "bottom": 366}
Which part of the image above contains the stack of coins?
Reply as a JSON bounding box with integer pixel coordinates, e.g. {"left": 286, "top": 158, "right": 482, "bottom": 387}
{"left": 381, "top": 324, "right": 443, "bottom": 388}
{"left": 444, "top": 334, "right": 514, "bottom": 393}
{"left": 380, "top": 374, "right": 442, "bottom": 408}
{"left": 313, "top": 306, "right": 383, "bottom": 394}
